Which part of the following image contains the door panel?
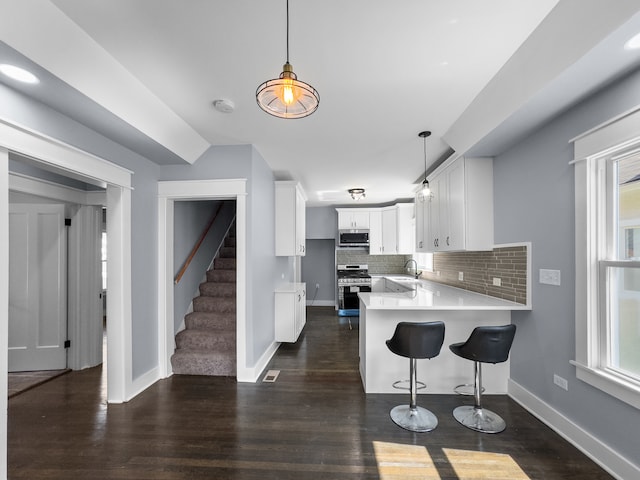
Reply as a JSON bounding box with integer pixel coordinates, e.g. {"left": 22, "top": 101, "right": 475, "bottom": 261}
{"left": 9, "top": 204, "right": 67, "bottom": 371}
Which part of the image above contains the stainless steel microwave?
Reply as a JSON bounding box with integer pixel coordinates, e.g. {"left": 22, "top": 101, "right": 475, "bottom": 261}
{"left": 338, "top": 229, "right": 369, "bottom": 247}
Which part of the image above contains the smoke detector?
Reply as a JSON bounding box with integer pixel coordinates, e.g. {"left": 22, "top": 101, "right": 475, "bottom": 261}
{"left": 213, "top": 99, "right": 235, "bottom": 113}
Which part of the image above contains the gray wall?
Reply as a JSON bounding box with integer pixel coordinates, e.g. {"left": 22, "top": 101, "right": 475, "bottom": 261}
{"left": 306, "top": 206, "right": 337, "bottom": 239}
{"left": 301, "top": 239, "right": 336, "bottom": 304}
{"left": 493, "top": 66, "right": 640, "bottom": 466}
{"left": 173, "top": 200, "right": 235, "bottom": 332}
{"left": 0, "top": 82, "right": 161, "bottom": 379}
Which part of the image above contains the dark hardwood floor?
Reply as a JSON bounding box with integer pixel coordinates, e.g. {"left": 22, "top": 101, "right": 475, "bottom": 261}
{"left": 8, "top": 306, "right": 613, "bottom": 479}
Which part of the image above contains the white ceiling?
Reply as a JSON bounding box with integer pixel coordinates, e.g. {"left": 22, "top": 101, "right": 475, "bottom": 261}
{"left": 2, "top": 1, "right": 640, "bottom": 206}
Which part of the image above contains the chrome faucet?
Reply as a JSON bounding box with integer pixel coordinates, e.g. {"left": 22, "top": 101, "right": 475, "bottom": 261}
{"left": 404, "top": 259, "right": 421, "bottom": 279}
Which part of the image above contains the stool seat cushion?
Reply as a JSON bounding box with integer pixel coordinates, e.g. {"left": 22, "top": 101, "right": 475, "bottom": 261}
{"left": 386, "top": 321, "right": 445, "bottom": 359}
{"left": 449, "top": 324, "right": 516, "bottom": 364}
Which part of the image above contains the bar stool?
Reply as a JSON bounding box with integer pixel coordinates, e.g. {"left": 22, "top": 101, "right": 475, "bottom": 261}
{"left": 449, "top": 324, "right": 516, "bottom": 433}
{"left": 385, "top": 321, "right": 445, "bottom": 432}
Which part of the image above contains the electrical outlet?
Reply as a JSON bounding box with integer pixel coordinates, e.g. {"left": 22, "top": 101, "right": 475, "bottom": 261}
{"left": 493, "top": 277, "right": 501, "bottom": 286}
{"left": 315, "top": 283, "right": 320, "bottom": 289}
{"left": 436, "top": 271, "right": 441, "bottom": 276}
{"left": 458, "top": 271, "right": 464, "bottom": 281}
{"left": 540, "top": 269, "right": 561, "bottom": 286}
{"left": 553, "top": 374, "right": 568, "bottom": 391}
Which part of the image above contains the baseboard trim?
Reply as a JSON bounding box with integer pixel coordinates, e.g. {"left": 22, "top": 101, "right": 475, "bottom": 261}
{"left": 307, "top": 300, "right": 334, "bottom": 306}
{"left": 127, "top": 366, "right": 160, "bottom": 402}
{"left": 508, "top": 379, "right": 638, "bottom": 480}
{"left": 236, "top": 340, "right": 279, "bottom": 383}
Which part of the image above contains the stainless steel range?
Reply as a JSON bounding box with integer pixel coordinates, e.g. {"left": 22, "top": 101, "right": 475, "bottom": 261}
{"left": 337, "top": 264, "right": 371, "bottom": 316}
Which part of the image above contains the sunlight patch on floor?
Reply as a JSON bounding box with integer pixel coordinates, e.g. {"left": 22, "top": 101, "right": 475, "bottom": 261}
{"left": 373, "top": 441, "right": 439, "bottom": 479}
{"left": 443, "top": 447, "right": 530, "bottom": 479}
{"left": 373, "top": 441, "right": 531, "bottom": 480}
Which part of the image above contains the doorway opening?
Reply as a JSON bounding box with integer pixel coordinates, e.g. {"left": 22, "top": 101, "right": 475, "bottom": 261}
{"left": 7, "top": 155, "right": 107, "bottom": 396}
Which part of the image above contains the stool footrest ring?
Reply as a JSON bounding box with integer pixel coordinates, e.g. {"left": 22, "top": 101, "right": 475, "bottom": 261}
{"left": 392, "top": 379, "right": 426, "bottom": 391}
{"left": 453, "top": 383, "right": 486, "bottom": 396}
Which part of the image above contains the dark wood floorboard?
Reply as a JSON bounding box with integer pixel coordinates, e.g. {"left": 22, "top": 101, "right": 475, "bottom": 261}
{"left": 8, "top": 306, "right": 613, "bottom": 479}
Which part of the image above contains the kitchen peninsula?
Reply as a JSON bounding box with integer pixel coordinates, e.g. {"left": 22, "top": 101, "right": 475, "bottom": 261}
{"left": 358, "top": 277, "right": 530, "bottom": 394}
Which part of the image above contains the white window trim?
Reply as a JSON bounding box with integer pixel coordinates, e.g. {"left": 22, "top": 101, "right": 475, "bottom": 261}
{"left": 572, "top": 106, "right": 640, "bottom": 410}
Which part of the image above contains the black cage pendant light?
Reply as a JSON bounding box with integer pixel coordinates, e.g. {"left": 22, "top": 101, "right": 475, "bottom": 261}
{"left": 419, "top": 131, "right": 432, "bottom": 199}
{"left": 256, "top": 0, "right": 320, "bottom": 119}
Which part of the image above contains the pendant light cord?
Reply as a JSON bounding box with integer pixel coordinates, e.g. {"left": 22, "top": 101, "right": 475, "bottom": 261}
{"left": 286, "top": 0, "right": 290, "bottom": 63}
{"left": 423, "top": 135, "right": 427, "bottom": 181}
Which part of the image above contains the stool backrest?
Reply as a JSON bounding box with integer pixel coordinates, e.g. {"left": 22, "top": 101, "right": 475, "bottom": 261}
{"left": 460, "top": 324, "right": 516, "bottom": 363}
{"left": 386, "top": 321, "right": 445, "bottom": 359}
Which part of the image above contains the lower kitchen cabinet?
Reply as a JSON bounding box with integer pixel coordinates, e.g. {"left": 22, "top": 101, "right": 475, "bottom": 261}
{"left": 275, "top": 283, "right": 306, "bottom": 342}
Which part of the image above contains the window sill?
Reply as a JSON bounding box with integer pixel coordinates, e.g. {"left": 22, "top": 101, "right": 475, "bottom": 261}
{"left": 571, "top": 360, "right": 640, "bottom": 410}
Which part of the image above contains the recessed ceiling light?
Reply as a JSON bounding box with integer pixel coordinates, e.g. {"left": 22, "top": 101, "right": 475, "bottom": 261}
{"left": 0, "top": 64, "right": 39, "bottom": 84}
{"left": 624, "top": 32, "right": 640, "bottom": 50}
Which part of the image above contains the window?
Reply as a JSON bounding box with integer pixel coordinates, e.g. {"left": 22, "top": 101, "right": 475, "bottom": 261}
{"left": 573, "top": 109, "right": 640, "bottom": 410}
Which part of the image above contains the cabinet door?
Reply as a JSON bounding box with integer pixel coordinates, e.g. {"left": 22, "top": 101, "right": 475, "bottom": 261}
{"left": 337, "top": 209, "right": 370, "bottom": 229}
{"left": 396, "top": 204, "right": 414, "bottom": 254}
{"left": 415, "top": 194, "right": 426, "bottom": 252}
{"left": 382, "top": 208, "right": 397, "bottom": 254}
{"left": 445, "top": 158, "right": 465, "bottom": 251}
{"left": 427, "top": 175, "right": 443, "bottom": 251}
{"left": 369, "top": 210, "right": 383, "bottom": 254}
{"left": 351, "top": 211, "right": 370, "bottom": 229}
{"left": 295, "top": 187, "right": 306, "bottom": 255}
{"left": 338, "top": 211, "right": 353, "bottom": 229}
{"left": 275, "top": 182, "right": 306, "bottom": 256}
{"left": 296, "top": 285, "right": 306, "bottom": 337}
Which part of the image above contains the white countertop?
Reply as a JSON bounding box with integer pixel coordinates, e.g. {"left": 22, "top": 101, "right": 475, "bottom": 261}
{"left": 360, "top": 276, "right": 530, "bottom": 311}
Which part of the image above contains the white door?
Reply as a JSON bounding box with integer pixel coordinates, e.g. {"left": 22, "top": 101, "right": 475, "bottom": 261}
{"left": 9, "top": 204, "right": 67, "bottom": 371}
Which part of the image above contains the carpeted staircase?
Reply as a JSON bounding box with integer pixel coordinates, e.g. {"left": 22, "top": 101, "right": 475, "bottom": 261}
{"left": 170, "top": 227, "right": 236, "bottom": 376}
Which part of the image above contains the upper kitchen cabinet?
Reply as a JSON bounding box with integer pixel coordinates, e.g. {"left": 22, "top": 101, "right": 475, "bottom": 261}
{"left": 275, "top": 181, "right": 306, "bottom": 256}
{"left": 337, "top": 209, "right": 370, "bottom": 229}
{"left": 369, "top": 204, "right": 414, "bottom": 255}
{"left": 424, "top": 156, "right": 493, "bottom": 252}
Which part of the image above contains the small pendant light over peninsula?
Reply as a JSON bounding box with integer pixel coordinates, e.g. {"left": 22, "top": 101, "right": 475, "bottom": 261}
{"left": 256, "top": 0, "right": 319, "bottom": 119}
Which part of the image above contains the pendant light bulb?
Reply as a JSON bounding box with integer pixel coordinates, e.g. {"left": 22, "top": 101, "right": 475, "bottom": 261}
{"left": 421, "top": 179, "right": 430, "bottom": 197}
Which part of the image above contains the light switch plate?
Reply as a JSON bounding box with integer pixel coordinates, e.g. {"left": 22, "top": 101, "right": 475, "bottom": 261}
{"left": 540, "top": 269, "right": 561, "bottom": 286}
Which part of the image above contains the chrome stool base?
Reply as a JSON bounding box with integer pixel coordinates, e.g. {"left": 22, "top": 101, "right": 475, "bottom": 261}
{"left": 453, "top": 405, "right": 506, "bottom": 434}
{"left": 390, "top": 405, "right": 438, "bottom": 432}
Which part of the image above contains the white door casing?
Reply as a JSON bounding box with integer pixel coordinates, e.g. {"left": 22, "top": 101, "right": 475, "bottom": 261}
{"left": 8, "top": 203, "right": 67, "bottom": 371}
{"left": 1, "top": 119, "right": 133, "bottom": 480}
{"left": 157, "top": 179, "right": 249, "bottom": 381}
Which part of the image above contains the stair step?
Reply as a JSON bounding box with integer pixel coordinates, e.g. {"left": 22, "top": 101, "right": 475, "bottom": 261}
{"left": 219, "top": 246, "right": 236, "bottom": 258}
{"left": 207, "top": 269, "right": 235, "bottom": 283}
{"left": 225, "top": 236, "right": 236, "bottom": 247}
{"left": 185, "top": 311, "right": 235, "bottom": 330}
{"left": 171, "top": 349, "right": 236, "bottom": 376}
{"left": 176, "top": 329, "right": 235, "bottom": 351}
{"left": 193, "top": 296, "right": 235, "bottom": 313}
{"left": 199, "top": 282, "right": 236, "bottom": 297}
{"left": 214, "top": 257, "right": 236, "bottom": 270}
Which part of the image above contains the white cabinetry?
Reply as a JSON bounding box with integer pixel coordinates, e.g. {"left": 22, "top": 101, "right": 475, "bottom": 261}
{"left": 275, "top": 181, "right": 306, "bottom": 256}
{"left": 369, "top": 204, "right": 414, "bottom": 255}
{"left": 426, "top": 156, "right": 493, "bottom": 252}
{"left": 337, "top": 209, "right": 370, "bottom": 229}
{"left": 368, "top": 209, "right": 383, "bottom": 254}
{"left": 415, "top": 192, "right": 427, "bottom": 252}
{"left": 275, "top": 283, "right": 306, "bottom": 342}
{"left": 395, "top": 203, "right": 414, "bottom": 254}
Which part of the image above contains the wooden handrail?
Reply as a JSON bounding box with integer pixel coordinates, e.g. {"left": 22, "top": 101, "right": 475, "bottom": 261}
{"left": 174, "top": 202, "right": 224, "bottom": 285}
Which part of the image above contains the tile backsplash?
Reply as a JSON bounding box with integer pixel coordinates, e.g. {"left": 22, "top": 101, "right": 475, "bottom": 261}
{"left": 421, "top": 245, "right": 528, "bottom": 305}
{"left": 336, "top": 250, "right": 412, "bottom": 275}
